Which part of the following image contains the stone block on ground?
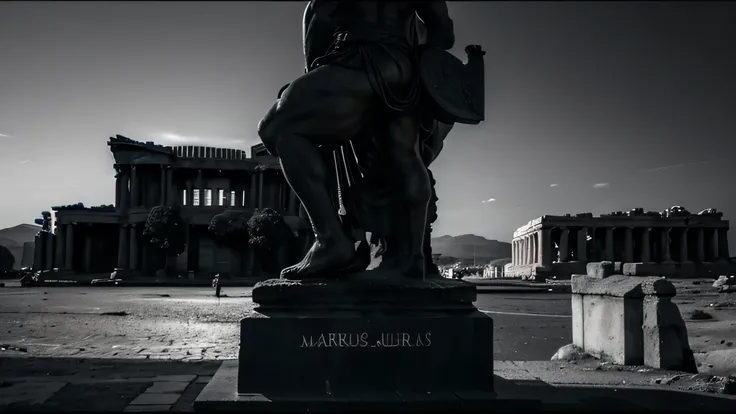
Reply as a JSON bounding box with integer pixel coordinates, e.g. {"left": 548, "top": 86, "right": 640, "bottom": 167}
{"left": 571, "top": 275, "right": 667, "bottom": 366}
{"left": 642, "top": 293, "right": 697, "bottom": 373}
{"left": 586, "top": 261, "right": 614, "bottom": 279}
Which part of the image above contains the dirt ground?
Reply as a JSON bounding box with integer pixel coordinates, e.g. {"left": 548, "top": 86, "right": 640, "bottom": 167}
{"left": 669, "top": 278, "right": 736, "bottom": 375}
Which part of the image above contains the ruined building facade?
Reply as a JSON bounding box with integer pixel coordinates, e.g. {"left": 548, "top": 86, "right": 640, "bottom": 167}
{"left": 40, "top": 135, "right": 309, "bottom": 277}
{"left": 504, "top": 208, "right": 734, "bottom": 280}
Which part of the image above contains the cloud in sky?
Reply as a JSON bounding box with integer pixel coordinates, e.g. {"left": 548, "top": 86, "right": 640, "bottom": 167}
{"left": 481, "top": 198, "right": 496, "bottom": 203}
{"left": 549, "top": 183, "right": 558, "bottom": 187}
{"left": 18, "top": 160, "right": 31, "bottom": 164}
{"left": 159, "top": 132, "right": 245, "bottom": 146}
{"left": 592, "top": 183, "right": 609, "bottom": 189}
{"left": 640, "top": 160, "right": 714, "bottom": 173}
{"left": 0, "top": 133, "right": 12, "bottom": 138}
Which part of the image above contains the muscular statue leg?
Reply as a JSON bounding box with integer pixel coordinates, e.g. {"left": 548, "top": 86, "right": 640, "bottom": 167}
{"left": 258, "top": 65, "right": 375, "bottom": 279}
{"left": 385, "top": 114, "right": 432, "bottom": 279}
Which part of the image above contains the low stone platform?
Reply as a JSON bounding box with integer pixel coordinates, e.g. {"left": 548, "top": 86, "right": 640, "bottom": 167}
{"left": 251, "top": 273, "right": 477, "bottom": 311}
{"left": 196, "top": 361, "right": 539, "bottom": 413}
{"left": 195, "top": 275, "right": 500, "bottom": 412}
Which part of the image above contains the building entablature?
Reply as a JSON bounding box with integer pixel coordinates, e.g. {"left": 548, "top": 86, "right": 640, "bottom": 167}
{"left": 512, "top": 208, "right": 728, "bottom": 239}
{"left": 108, "top": 136, "right": 281, "bottom": 173}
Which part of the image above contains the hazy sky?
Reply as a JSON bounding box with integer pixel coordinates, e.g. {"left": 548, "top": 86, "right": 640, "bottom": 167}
{"left": 1, "top": 1, "right": 735, "bottom": 252}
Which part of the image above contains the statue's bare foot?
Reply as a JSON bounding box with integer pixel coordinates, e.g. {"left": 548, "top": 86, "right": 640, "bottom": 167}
{"left": 281, "top": 236, "right": 356, "bottom": 280}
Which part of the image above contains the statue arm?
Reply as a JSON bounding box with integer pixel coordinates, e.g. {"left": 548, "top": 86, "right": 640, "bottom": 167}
{"left": 415, "top": 1, "right": 455, "bottom": 50}
{"left": 303, "top": 0, "right": 337, "bottom": 71}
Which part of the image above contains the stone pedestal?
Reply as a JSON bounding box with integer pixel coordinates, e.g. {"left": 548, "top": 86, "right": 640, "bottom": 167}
{"left": 195, "top": 273, "right": 506, "bottom": 412}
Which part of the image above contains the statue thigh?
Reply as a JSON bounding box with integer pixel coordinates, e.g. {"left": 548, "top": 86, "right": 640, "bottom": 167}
{"left": 258, "top": 64, "right": 376, "bottom": 149}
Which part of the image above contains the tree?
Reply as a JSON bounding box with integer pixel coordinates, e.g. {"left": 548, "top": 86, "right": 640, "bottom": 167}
{"left": 247, "top": 208, "right": 294, "bottom": 273}
{"left": 208, "top": 209, "right": 251, "bottom": 277}
{"left": 143, "top": 205, "right": 186, "bottom": 277}
{"left": 0, "top": 245, "right": 15, "bottom": 274}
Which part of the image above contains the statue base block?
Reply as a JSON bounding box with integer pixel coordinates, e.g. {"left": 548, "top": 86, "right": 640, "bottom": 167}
{"left": 251, "top": 272, "right": 478, "bottom": 312}
{"left": 196, "top": 310, "right": 503, "bottom": 412}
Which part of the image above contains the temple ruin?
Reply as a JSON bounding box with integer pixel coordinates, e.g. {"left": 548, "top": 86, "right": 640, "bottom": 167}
{"left": 504, "top": 207, "right": 735, "bottom": 280}
{"left": 38, "top": 135, "right": 310, "bottom": 277}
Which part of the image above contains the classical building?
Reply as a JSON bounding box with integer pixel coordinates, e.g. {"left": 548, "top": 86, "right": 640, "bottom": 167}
{"left": 40, "top": 135, "right": 310, "bottom": 278}
{"left": 504, "top": 207, "right": 735, "bottom": 280}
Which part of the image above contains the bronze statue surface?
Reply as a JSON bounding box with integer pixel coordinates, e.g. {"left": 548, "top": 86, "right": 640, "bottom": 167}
{"left": 257, "top": 1, "right": 485, "bottom": 283}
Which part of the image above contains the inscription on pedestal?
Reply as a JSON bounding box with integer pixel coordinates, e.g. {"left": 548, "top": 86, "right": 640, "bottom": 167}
{"left": 300, "top": 332, "right": 432, "bottom": 348}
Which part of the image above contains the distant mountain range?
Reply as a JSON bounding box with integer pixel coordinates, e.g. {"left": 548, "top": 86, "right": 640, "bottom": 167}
{"left": 431, "top": 234, "right": 511, "bottom": 264}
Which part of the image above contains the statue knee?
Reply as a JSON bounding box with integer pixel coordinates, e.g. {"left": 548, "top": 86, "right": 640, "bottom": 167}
{"left": 257, "top": 116, "right": 284, "bottom": 155}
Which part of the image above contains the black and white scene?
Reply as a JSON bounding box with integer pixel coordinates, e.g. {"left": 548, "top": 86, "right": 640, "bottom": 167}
{"left": 1, "top": 1, "right": 735, "bottom": 412}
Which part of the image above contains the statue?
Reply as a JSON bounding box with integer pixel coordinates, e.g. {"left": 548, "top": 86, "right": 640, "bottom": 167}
{"left": 199, "top": 4, "right": 496, "bottom": 405}
{"left": 257, "top": 1, "right": 485, "bottom": 281}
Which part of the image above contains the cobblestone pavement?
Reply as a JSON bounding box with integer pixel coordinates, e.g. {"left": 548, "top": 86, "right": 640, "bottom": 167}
{"left": 0, "top": 286, "right": 572, "bottom": 361}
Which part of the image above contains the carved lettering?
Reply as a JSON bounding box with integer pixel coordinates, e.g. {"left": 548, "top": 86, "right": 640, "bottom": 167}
{"left": 300, "top": 332, "right": 432, "bottom": 348}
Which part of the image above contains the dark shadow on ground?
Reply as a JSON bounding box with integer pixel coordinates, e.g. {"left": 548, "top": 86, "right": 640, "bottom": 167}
{"left": 1, "top": 357, "right": 735, "bottom": 413}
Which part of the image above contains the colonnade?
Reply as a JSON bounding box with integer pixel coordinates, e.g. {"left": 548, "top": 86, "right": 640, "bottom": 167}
{"left": 52, "top": 223, "right": 97, "bottom": 272}
{"left": 511, "top": 226, "right": 730, "bottom": 266}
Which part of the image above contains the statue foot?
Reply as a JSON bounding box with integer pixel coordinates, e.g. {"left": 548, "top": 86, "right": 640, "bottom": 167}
{"left": 281, "top": 236, "right": 356, "bottom": 280}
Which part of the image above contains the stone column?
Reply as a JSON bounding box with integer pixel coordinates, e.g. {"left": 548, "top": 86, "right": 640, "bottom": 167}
{"left": 167, "top": 167, "right": 175, "bottom": 206}
{"left": 624, "top": 227, "right": 634, "bottom": 263}
{"left": 512, "top": 240, "right": 517, "bottom": 265}
{"left": 660, "top": 227, "right": 672, "bottom": 262}
{"left": 518, "top": 239, "right": 524, "bottom": 265}
{"left": 641, "top": 228, "right": 651, "bottom": 262}
{"left": 129, "top": 224, "right": 139, "bottom": 271}
{"left": 117, "top": 224, "right": 129, "bottom": 269}
{"left": 54, "top": 224, "right": 66, "bottom": 270}
{"left": 186, "top": 179, "right": 194, "bottom": 206}
{"left": 115, "top": 175, "right": 122, "bottom": 211}
{"left": 559, "top": 228, "right": 570, "bottom": 262}
{"left": 695, "top": 228, "right": 705, "bottom": 262}
{"left": 258, "top": 173, "right": 265, "bottom": 208}
{"left": 680, "top": 228, "right": 689, "bottom": 262}
{"left": 709, "top": 228, "right": 719, "bottom": 262}
{"left": 718, "top": 228, "right": 730, "bottom": 260}
{"left": 64, "top": 224, "right": 74, "bottom": 270}
{"left": 529, "top": 235, "right": 535, "bottom": 264}
{"left": 604, "top": 227, "right": 615, "bottom": 261}
{"left": 159, "top": 166, "right": 167, "bottom": 205}
{"left": 130, "top": 166, "right": 140, "bottom": 208}
{"left": 120, "top": 173, "right": 130, "bottom": 212}
{"left": 577, "top": 227, "right": 588, "bottom": 262}
{"left": 196, "top": 169, "right": 205, "bottom": 207}
{"left": 539, "top": 229, "right": 552, "bottom": 266}
{"left": 522, "top": 238, "right": 528, "bottom": 265}
{"left": 83, "top": 224, "right": 93, "bottom": 272}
